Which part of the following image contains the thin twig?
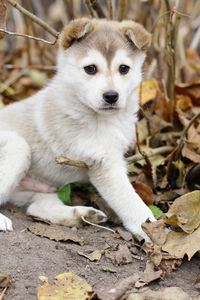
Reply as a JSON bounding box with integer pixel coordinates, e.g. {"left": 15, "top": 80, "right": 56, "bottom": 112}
{"left": 81, "top": 216, "right": 115, "bottom": 233}
{"left": 118, "top": 0, "right": 128, "bottom": 21}
{"left": 0, "top": 287, "right": 8, "bottom": 300}
{"left": 3, "top": 64, "right": 56, "bottom": 71}
{"left": 88, "top": 0, "right": 106, "bottom": 18}
{"left": 0, "top": 29, "right": 58, "bottom": 45}
{"left": 84, "top": 0, "right": 95, "bottom": 17}
{"left": 127, "top": 146, "right": 173, "bottom": 163}
{"left": 56, "top": 155, "right": 88, "bottom": 169}
{"left": 7, "top": 0, "right": 59, "bottom": 38}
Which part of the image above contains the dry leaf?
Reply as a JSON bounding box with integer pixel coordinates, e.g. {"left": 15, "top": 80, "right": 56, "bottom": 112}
{"left": 105, "top": 244, "right": 132, "bottom": 265}
{"left": 77, "top": 250, "right": 102, "bottom": 261}
{"left": 179, "top": 114, "right": 200, "bottom": 148}
{"left": 162, "top": 226, "right": 200, "bottom": 260}
{"left": 116, "top": 227, "right": 133, "bottom": 241}
{"left": 37, "top": 272, "right": 94, "bottom": 300}
{"left": 28, "top": 223, "right": 85, "bottom": 245}
{"left": 136, "top": 79, "right": 160, "bottom": 105}
{"left": 0, "top": 273, "right": 11, "bottom": 288}
{"left": 182, "top": 142, "right": 200, "bottom": 163}
{"left": 165, "top": 191, "right": 200, "bottom": 233}
{"left": 135, "top": 261, "right": 162, "bottom": 288}
{"left": 132, "top": 181, "right": 154, "bottom": 206}
{"left": 142, "top": 219, "right": 167, "bottom": 246}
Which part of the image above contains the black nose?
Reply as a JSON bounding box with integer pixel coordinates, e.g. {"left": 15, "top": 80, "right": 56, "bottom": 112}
{"left": 103, "top": 90, "right": 119, "bottom": 104}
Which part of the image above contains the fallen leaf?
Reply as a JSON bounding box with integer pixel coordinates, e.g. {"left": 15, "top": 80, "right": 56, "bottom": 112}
{"left": 179, "top": 114, "right": 200, "bottom": 148}
{"left": 162, "top": 226, "right": 200, "bottom": 260}
{"left": 116, "top": 227, "right": 132, "bottom": 241}
{"left": 126, "top": 294, "right": 143, "bottom": 300}
{"left": 142, "top": 219, "right": 167, "bottom": 246}
{"left": 97, "top": 274, "right": 139, "bottom": 300}
{"left": 37, "top": 272, "right": 94, "bottom": 300}
{"left": 135, "top": 261, "right": 162, "bottom": 288}
{"left": 101, "top": 267, "right": 117, "bottom": 273}
{"left": 182, "top": 142, "right": 200, "bottom": 163}
{"left": 28, "top": 223, "right": 85, "bottom": 245}
{"left": 165, "top": 191, "right": 200, "bottom": 233}
{"left": 132, "top": 181, "right": 154, "bottom": 206}
{"left": 0, "top": 273, "right": 11, "bottom": 288}
{"left": 149, "top": 205, "right": 164, "bottom": 219}
{"left": 77, "top": 250, "right": 102, "bottom": 261}
{"left": 136, "top": 79, "right": 160, "bottom": 105}
{"left": 57, "top": 184, "right": 72, "bottom": 205}
{"left": 105, "top": 244, "right": 132, "bottom": 265}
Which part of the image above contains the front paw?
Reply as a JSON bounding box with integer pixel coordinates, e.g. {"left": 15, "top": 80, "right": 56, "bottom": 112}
{"left": 0, "top": 213, "right": 13, "bottom": 231}
{"left": 75, "top": 206, "right": 108, "bottom": 224}
{"left": 124, "top": 211, "right": 156, "bottom": 242}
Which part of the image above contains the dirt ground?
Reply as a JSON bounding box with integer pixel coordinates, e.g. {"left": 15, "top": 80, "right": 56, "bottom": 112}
{"left": 0, "top": 207, "right": 199, "bottom": 300}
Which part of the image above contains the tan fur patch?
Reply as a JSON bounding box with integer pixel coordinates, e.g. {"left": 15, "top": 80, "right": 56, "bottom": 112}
{"left": 61, "top": 18, "right": 94, "bottom": 49}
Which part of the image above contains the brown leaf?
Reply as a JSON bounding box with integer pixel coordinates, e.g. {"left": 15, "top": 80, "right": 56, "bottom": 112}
{"left": 116, "top": 227, "right": 133, "bottom": 241}
{"left": 132, "top": 181, "right": 154, "bottom": 206}
{"left": 182, "top": 142, "right": 200, "bottom": 163}
{"left": 142, "top": 219, "right": 167, "bottom": 246}
{"left": 162, "top": 226, "right": 200, "bottom": 260}
{"left": 28, "top": 223, "right": 85, "bottom": 245}
{"left": 136, "top": 79, "right": 160, "bottom": 105}
{"left": 0, "top": 273, "right": 11, "bottom": 288}
{"left": 0, "top": 0, "right": 7, "bottom": 39}
{"left": 165, "top": 191, "right": 200, "bottom": 233}
{"left": 105, "top": 244, "right": 132, "bottom": 265}
{"left": 37, "top": 272, "right": 94, "bottom": 300}
{"left": 97, "top": 274, "right": 139, "bottom": 300}
{"left": 179, "top": 114, "right": 200, "bottom": 148}
{"left": 135, "top": 261, "right": 162, "bottom": 288}
{"left": 77, "top": 250, "right": 102, "bottom": 262}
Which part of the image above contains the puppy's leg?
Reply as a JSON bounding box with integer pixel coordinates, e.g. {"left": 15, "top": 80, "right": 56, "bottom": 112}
{"left": 0, "top": 131, "right": 31, "bottom": 231}
{"left": 88, "top": 158, "right": 155, "bottom": 241}
{"left": 26, "top": 192, "right": 107, "bottom": 226}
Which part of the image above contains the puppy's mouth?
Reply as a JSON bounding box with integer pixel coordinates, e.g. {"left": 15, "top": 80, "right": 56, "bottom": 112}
{"left": 99, "top": 106, "right": 120, "bottom": 111}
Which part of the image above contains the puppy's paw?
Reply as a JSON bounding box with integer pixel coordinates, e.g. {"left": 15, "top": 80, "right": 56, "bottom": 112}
{"left": 0, "top": 213, "right": 13, "bottom": 231}
{"left": 74, "top": 206, "right": 107, "bottom": 224}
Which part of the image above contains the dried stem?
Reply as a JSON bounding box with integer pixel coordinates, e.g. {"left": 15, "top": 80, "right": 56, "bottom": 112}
{"left": 118, "top": 0, "right": 128, "bottom": 21}
{"left": 81, "top": 216, "right": 115, "bottom": 233}
{"left": 56, "top": 155, "right": 88, "bottom": 169}
{"left": 84, "top": 0, "right": 95, "bottom": 17}
{"left": 0, "top": 29, "right": 58, "bottom": 44}
{"left": 88, "top": 0, "right": 106, "bottom": 18}
{"left": 7, "top": 0, "right": 59, "bottom": 38}
{"left": 127, "top": 146, "right": 173, "bottom": 164}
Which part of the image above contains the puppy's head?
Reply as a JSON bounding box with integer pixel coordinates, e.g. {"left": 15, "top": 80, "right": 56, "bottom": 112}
{"left": 58, "top": 18, "right": 151, "bottom": 114}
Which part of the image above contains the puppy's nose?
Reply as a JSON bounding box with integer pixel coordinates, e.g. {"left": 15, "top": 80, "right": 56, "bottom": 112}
{"left": 103, "top": 90, "right": 119, "bottom": 104}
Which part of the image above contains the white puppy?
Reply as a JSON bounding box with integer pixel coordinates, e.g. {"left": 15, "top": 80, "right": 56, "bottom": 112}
{"left": 0, "top": 18, "right": 155, "bottom": 240}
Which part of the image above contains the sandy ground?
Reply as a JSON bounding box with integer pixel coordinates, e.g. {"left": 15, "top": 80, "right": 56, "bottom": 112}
{"left": 0, "top": 207, "right": 199, "bottom": 300}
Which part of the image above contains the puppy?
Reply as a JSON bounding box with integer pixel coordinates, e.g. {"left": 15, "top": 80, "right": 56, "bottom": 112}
{"left": 0, "top": 18, "right": 155, "bottom": 240}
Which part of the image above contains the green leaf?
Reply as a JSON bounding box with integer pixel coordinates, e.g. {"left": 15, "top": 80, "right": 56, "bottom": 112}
{"left": 57, "top": 184, "right": 71, "bottom": 205}
{"left": 149, "top": 205, "right": 164, "bottom": 219}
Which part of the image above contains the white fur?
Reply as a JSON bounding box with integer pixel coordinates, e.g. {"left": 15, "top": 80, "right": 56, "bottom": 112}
{"left": 0, "top": 40, "right": 155, "bottom": 239}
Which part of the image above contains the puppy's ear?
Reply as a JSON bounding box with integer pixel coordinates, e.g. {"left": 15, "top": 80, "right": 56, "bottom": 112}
{"left": 120, "top": 20, "right": 151, "bottom": 51}
{"left": 61, "top": 18, "right": 94, "bottom": 49}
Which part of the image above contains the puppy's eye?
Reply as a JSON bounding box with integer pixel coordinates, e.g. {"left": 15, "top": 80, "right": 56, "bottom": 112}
{"left": 84, "top": 65, "right": 97, "bottom": 75}
{"left": 119, "top": 65, "right": 130, "bottom": 75}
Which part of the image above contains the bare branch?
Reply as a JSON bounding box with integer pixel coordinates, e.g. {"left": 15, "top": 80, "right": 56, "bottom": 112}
{"left": 6, "top": 0, "right": 59, "bottom": 38}
{"left": 88, "top": 0, "right": 106, "bottom": 18}
{"left": 0, "top": 28, "right": 58, "bottom": 44}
